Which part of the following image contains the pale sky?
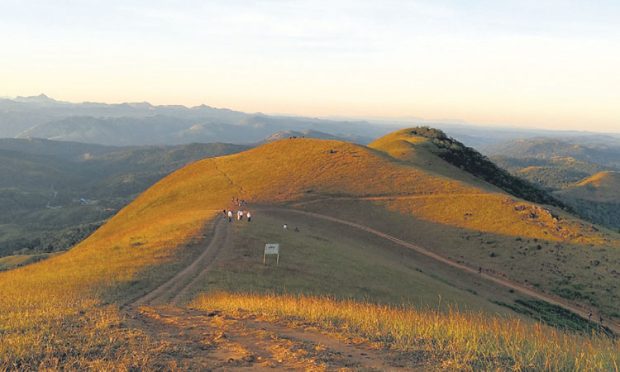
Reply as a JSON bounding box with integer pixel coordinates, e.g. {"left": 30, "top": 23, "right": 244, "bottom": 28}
{"left": 1, "top": 1, "right": 619, "bottom": 132}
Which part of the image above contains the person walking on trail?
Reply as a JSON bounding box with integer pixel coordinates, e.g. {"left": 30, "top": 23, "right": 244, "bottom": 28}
{"left": 227, "top": 210, "right": 233, "bottom": 222}
{"left": 247, "top": 212, "right": 252, "bottom": 222}
{"left": 283, "top": 224, "right": 288, "bottom": 230}
{"left": 237, "top": 210, "right": 243, "bottom": 221}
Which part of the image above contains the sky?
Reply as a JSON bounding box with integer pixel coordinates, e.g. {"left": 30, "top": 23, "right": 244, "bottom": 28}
{"left": 1, "top": 0, "right": 619, "bottom": 132}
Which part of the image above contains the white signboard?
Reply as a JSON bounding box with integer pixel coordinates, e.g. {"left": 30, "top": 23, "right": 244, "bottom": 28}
{"left": 264, "top": 243, "right": 280, "bottom": 265}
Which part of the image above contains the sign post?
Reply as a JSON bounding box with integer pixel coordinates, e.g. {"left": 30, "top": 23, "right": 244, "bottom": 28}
{"left": 264, "top": 243, "right": 280, "bottom": 265}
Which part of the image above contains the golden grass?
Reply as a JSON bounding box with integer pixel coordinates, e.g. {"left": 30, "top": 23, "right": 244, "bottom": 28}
{"left": 1, "top": 134, "right": 619, "bottom": 367}
{"left": 0, "top": 253, "right": 53, "bottom": 271}
{"left": 561, "top": 171, "right": 620, "bottom": 202}
{"left": 369, "top": 130, "right": 614, "bottom": 244}
{"left": 0, "top": 189, "right": 219, "bottom": 367}
{"left": 193, "top": 292, "right": 620, "bottom": 371}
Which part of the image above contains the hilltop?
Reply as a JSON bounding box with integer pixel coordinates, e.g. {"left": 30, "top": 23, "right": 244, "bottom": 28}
{"left": 555, "top": 172, "right": 620, "bottom": 229}
{"left": 369, "top": 127, "right": 567, "bottom": 208}
{"left": 0, "top": 128, "right": 618, "bottom": 369}
{"left": 561, "top": 171, "right": 620, "bottom": 203}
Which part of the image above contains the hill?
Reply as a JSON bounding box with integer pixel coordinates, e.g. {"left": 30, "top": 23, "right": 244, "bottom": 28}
{"left": 555, "top": 172, "right": 620, "bottom": 229}
{"left": 485, "top": 137, "right": 620, "bottom": 170}
{"left": 561, "top": 171, "right": 620, "bottom": 203}
{"left": 0, "top": 139, "right": 248, "bottom": 257}
{"left": 493, "top": 156, "right": 606, "bottom": 190}
{"left": 0, "top": 130, "right": 618, "bottom": 369}
{"left": 369, "top": 127, "right": 567, "bottom": 208}
{"left": 484, "top": 138, "right": 620, "bottom": 229}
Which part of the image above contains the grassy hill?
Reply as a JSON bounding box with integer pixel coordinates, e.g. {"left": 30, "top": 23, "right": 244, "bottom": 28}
{"left": 561, "top": 172, "right": 620, "bottom": 203}
{"left": 369, "top": 127, "right": 567, "bottom": 208}
{"left": 555, "top": 172, "right": 620, "bottom": 229}
{"left": 485, "top": 137, "right": 620, "bottom": 230}
{"left": 0, "top": 130, "right": 618, "bottom": 369}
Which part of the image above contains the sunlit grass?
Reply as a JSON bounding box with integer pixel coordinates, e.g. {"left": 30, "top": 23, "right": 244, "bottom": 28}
{"left": 0, "top": 136, "right": 618, "bottom": 368}
{"left": 193, "top": 292, "right": 620, "bottom": 371}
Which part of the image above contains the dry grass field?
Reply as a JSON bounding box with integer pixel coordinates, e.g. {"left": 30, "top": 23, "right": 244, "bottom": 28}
{"left": 1, "top": 130, "right": 618, "bottom": 369}
{"left": 193, "top": 293, "right": 619, "bottom": 371}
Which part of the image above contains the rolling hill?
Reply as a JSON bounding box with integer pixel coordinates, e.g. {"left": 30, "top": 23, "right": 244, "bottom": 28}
{"left": 486, "top": 138, "right": 620, "bottom": 229}
{"left": 0, "top": 128, "right": 618, "bottom": 369}
{"left": 560, "top": 171, "right": 620, "bottom": 203}
{"left": 485, "top": 137, "right": 620, "bottom": 170}
{"left": 556, "top": 172, "right": 620, "bottom": 229}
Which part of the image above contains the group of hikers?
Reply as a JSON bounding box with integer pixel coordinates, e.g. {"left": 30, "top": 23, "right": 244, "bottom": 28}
{"left": 224, "top": 196, "right": 251, "bottom": 223}
{"left": 223, "top": 208, "right": 251, "bottom": 222}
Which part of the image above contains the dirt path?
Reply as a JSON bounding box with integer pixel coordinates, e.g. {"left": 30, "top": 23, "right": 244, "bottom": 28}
{"left": 291, "top": 193, "right": 487, "bottom": 207}
{"left": 127, "top": 305, "right": 421, "bottom": 370}
{"left": 127, "top": 213, "right": 415, "bottom": 370}
{"left": 132, "top": 215, "right": 229, "bottom": 307}
{"left": 260, "top": 206, "right": 620, "bottom": 335}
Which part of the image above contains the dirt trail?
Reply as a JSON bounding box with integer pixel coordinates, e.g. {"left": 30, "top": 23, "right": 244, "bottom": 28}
{"left": 261, "top": 206, "right": 620, "bottom": 335}
{"left": 132, "top": 215, "right": 228, "bottom": 307}
{"left": 127, "top": 212, "right": 413, "bottom": 370}
{"left": 291, "top": 193, "right": 488, "bottom": 207}
{"left": 127, "top": 306, "right": 419, "bottom": 370}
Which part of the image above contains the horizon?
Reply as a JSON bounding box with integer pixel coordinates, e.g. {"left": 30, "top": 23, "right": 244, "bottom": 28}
{"left": 1, "top": 1, "right": 619, "bottom": 132}
{"left": 5, "top": 93, "right": 620, "bottom": 136}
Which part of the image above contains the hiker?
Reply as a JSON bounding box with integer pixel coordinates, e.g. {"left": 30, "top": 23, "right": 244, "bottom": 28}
{"left": 294, "top": 226, "right": 299, "bottom": 232}
{"left": 237, "top": 210, "right": 243, "bottom": 221}
{"left": 588, "top": 312, "right": 592, "bottom": 322}
{"left": 283, "top": 224, "right": 288, "bottom": 230}
{"left": 222, "top": 209, "right": 227, "bottom": 217}
{"left": 478, "top": 266, "right": 482, "bottom": 274}
{"left": 227, "top": 210, "right": 233, "bottom": 222}
{"left": 600, "top": 315, "right": 604, "bottom": 325}
{"left": 247, "top": 212, "right": 252, "bottom": 222}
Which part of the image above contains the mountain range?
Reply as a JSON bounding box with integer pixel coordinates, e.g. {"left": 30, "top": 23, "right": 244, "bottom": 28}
{"left": 487, "top": 137, "right": 620, "bottom": 229}
{"left": 0, "top": 95, "right": 387, "bottom": 145}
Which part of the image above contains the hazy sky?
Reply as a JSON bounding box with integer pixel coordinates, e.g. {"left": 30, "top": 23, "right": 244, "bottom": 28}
{"left": 1, "top": 1, "right": 619, "bottom": 131}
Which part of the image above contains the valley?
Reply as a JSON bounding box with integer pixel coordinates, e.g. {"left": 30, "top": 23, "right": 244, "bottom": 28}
{"left": 0, "top": 139, "right": 248, "bottom": 258}
{"left": 488, "top": 137, "right": 620, "bottom": 230}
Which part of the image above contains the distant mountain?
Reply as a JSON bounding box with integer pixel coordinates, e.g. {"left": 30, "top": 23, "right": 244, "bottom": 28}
{"left": 0, "top": 95, "right": 392, "bottom": 145}
{"left": 484, "top": 138, "right": 620, "bottom": 229}
{"left": 0, "top": 138, "right": 249, "bottom": 257}
{"left": 492, "top": 156, "right": 606, "bottom": 190}
{"left": 485, "top": 138, "right": 620, "bottom": 170}
{"left": 555, "top": 172, "right": 620, "bottom": 229}
{"left": 263, "top": 129, "right": 349, "bottom": 142}
{"left": 562, "top": 171, "right": 620, "bottom": 203}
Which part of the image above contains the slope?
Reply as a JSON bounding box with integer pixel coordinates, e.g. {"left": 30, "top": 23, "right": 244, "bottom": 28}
{"left": 556, "top": 172, "right": 620, "bottom": 229}
{"left": 561, "top": 171, "right": 620, "bottom": 203}
{"left": 0, "top": 140, "right": 248, "bottom": 257}
{"left": 0, "top": 132, "right": 618, "bottom": 368}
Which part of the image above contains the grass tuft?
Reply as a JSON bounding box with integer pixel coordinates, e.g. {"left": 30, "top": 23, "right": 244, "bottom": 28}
{"left": 193, "top": 292, "right": 619, "bottom": 371}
